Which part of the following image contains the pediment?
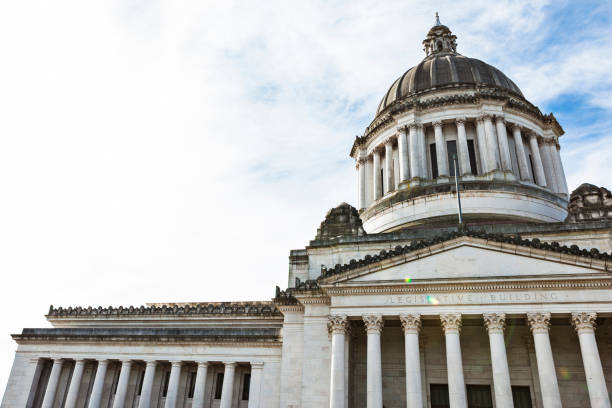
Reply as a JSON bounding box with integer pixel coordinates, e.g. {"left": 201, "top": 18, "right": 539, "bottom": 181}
{"left": 319, "top": 237, "right": 609, "bottom": 285}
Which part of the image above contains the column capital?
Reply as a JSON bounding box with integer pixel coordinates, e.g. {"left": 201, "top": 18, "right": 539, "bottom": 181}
{"left": 119, "top": 358, "right": 133, "bottom": 364}
{"left": 399, "top": 314, "right": 421, "bottom": 334}
{"left": 362, "top": 314, "right": 384, "bottom": 334}
{"left": 73, "top": 358, "right": 86, "bottom": 364}
{"left": 455, "top": 117, "right": 467, "bottom": 126}
{"left": 527, "top": 312, "right": 551, "bottom": 333}
{"left": 144, "top": 360, "right": 157, "bottom": 367}
{"left": 196, "top": 361, "right": 209, "bottom": 367}
{"left": 483, "top": 312, "right": 506, "bottom": 334}
{"left": 494, "top": 114, "right": 506, "bottom": 124}
{"left": 396, "top": 125, "right": 408, "bottom": 134}
{"left": 511, "top": 124, "right": 522, "bottom": 132}
{"left": 440, "top": 313, "right": 462, "bottom": 334}
{"left": 51, "top": 358, "right": 65, "bottom": 365}
{"left": 223, "top": 361, "right": 237, "bottom": 368}
{"left": 328, "top": 314, "right": 349, "bottom": 334}
{"left": 96, "top": 359, "right": 110, "bottom": 365}
{"left": 432, "top": 120, "right": 443, "bottom": 128}
{"left": 408, "top": 121, "right": 422, "bottom": 130}
{"left": 169, "top": 360, "right": 183, "bottom": 367}
{"left": 383, "top": 137, "right": 394, "bottom": 147}
{"left": 479, "top": 113, "right": 493, "bottom": 121}
{"left": 571, "top": 312, "right": 597, "bottom": 334}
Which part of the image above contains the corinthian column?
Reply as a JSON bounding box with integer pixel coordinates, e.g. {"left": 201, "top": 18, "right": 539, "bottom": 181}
{"left": 455, "top": 118, "right": 471, "bottom": 175}
{"left": 539, "top": 139, "right": 558, "bottom": 192}
{"left": 357, "top": 156, "right": 367, "bottom": 210}
{"left": 373, "top": 151, "right": 382, "bottom": 200}
{"left": 65, "top": 359, "right": 86, "bottom": 408}
{"left": 41, "top": 359, "right": 64, "bottom": 408}
{"left": 529, "top": 134, "right": 547, "bottom": 187}
{"left": 495, "top": 116, "right": 512, "bottom": 172}
{"left": 384, "top": 139, "right": 394, "bottom": 194}
{"left": 526, "top": 313, "right": 561, "bottom": 408}
{"left": 88, "top": 360, "right": 109, "bottom": 408}
{"left": 397, "top": 126, "right": 409, "bottom": 182}
{"left": 475, "top": 117, "right": 489, "bottom": 173}
{"left": 409, "top": 124, "right": 420, "bottom": 179}
{"left": 553, "top": 142, "right": 569, "bottom": 196}
{"left": 220, "top": 362, "right": 237, "bottom": 408}
{"left": 400, "top": 314, "right": 423, "bottom": 408}
{"left": 329, "top": 315, "right": 349, "bottom": 408}
{"left": 433, "top": 121, "right": 449, "bottom": 177}
{"left": 363, "top": 315, "right": 384, "bottom": 408}
{"left": 440, "top": 314, "right": 467, "bottom": 408}
{"left": 483, "top": 313, "right": 513, "bottom": 408}
{"left": 113, "top": 360, "right": 132, "bottom": 408}
{"left": 571, "top": 312, "right": 611, "bottom": 408}
{"left": 165, "top": 361, "right": 182, "bottom": 408}
{"left": 511, "top": 126, "right": 530, "bottom": 181}
{"left": 138, "top": 361, "right": 157, "bottom": 408}
{"left": 418, "top": 124, "right": 427, "bottom": 178}
{"left": 482, "top": 115, "right": 500, "bottom": 172}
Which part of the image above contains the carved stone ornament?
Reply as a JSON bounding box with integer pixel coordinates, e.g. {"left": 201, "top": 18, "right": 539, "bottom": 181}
{"left": 455, "top": 118, "right": 466, "bottom": 126}
{"left": 440, "top": 313, "right": 462, "bottom": 334}
{"left": 565, "top": 183, "right": 612, "bottom": 223}
{"left": 526, "top": 312, "right": 551, "bottom": 334}
{"left": 432, "top": 120, "right": 443, "bottom": 128}
{"left": 571, "top": 312, "right": 597, "bottom": 334}
{"left": 408, "top": 122, "right": 420, "bottom": 130}
{"left": 314, "top": 202, "right": 366, "bottom": 241}
{"left": 399, "top": 314, "right": 422, "bottom": 334}
{"left": 479, "top": 113, "right": 493, "bottom": 121}
{"left": 494, "top": 115, "right": 505, "bottom": 124}
{"left": 328, "top": 315, "right": 348, "bottom": 335}
{"left": 362, "top": 315, "right": 384, "bottom": 334}
{"left": 483, "top": 312, "right": 506, "bottom": 334}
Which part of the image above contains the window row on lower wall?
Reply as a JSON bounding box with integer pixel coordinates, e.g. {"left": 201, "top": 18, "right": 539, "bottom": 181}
{"left": 430, "top": 384, "right": 532, "bottom": 408}
{"left": 27, "top": 358, "right": 263, "bottom": 408}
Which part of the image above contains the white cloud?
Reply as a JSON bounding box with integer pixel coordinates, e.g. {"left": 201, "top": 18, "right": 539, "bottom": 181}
{"left": 0, "top": 0, "right": 610, "bottom": 396}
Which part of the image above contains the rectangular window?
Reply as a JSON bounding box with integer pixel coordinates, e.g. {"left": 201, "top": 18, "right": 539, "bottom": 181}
{"left": 430, "top": 384, "right": 449, "bottom": 408}
{"left": 446, "top": 140, "right": 458, "bottom": 177}
{"left": 467, "top": 140, "right": 478, "bottom": 175}
{"left": 214, "top": 373, "right": 224, "bottom": 399}
{"left": 430, "top": 143, "right": 439, "bottom": 179}
{"left": 512, "top": 386, "right": 533, "bottom": 408}
{"left": 161, "top": 371, "right": 170, "bottom": 397}
{"left": 242, "top": 373, "right": 251, "bottom": 400}
{"left": 466, "top": 384, "right": 493, "bottom": 408}
{"left": 136, "top": 370, "right": 145, "bottom": 396}
{"left": 187, "top": 372, "right": 197, "bottom": 398}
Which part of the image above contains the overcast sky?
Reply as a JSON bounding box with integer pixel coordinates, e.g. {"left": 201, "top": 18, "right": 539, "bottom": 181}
{"left": 1, "top": 0, "right": 611, "bottom": 396}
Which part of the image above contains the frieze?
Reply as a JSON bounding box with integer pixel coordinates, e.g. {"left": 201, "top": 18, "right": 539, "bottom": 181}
{"left": 382, "top": 291, "right": 562, "bottom": 306}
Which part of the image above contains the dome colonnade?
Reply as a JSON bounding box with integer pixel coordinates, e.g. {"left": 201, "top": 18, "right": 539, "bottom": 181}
{"left": 350, "top": 19, "right": 570, "bottom": 232}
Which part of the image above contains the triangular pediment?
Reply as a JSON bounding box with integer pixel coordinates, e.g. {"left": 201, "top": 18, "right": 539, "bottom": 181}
{"left": 319, "top": 236, "right": 609, "bottom": 285}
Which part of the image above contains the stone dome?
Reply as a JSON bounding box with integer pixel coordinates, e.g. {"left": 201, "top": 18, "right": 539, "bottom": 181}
{"left": 376, "top": 17, "right": 523, "bottom": 116}
{"left": 376, "top": 54, "right": 524, "bottom": 116}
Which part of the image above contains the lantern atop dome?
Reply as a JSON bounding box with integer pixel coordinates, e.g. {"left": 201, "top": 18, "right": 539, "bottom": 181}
{"left": 422, "top": 13, "right": 457, "bottom": 57}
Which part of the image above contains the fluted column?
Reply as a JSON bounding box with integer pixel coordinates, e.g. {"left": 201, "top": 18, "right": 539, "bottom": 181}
{"left": 548, "top": 141, "right": 565, "bottom": 195}
{"left": 456, "top": 118, "right": 471, "bottom": 175}
{"left": 41, "top": 359, "right": 64, "bottom": 408}
{"left": 539, "top": 139, "right": 558, "bottom": 192}
{"left": 482, "top": 115, "right": 500, "bottom": 171}
{"left": 529, "top": 134, "right": 547, "bottom": 187}
{"left": 433, "top": 121, "right": 449, "bottom": 177}
{"left": 400, "top": 314, "right": 423, "bottom": 408}
{"left": 440, "top": 314, "right": 467, "bottom": 408}
{"left": 363, "top": 315, "right": 384, "bottom": 408}
{"left": 65, "top": 359, "right": 86, "bottom": 408}
{"left": 88, "top": 360, "right": 109, "bottom": 408}
{"left": 220, "top": 362, "right": 237, "bottom": 408}
{"left": 511, "top": 126, "right": 530, "bottom": 181}
{"left": 571, "top": 312, "right": 611, "bottom": 408}
{"left": 138, "top": 360, "right": 157, "bottom": 408}
{"left": 113, "top": 360, "right": 132, "bottom": 408}
{"left": 357, "top": 157, "right": 367, "bottom": 210}
{"left": 372, "top": 151, "right": 382, "bottom": 200}
{"left": 483, "top": 313, "right": 513, "bottom": 408}
{"left": 553, "top": 143, "right": 569, "bottom": 196}
{"left": 527, "top": 313, "right": 561, "bottom": 408}
{"left": 475, "top": 117, "right": 489, "bottom": 173}
{"left": 397, "top": 126, "right": 409, "bottom": 182}
{"left": 191, "top": 361, "right": 209, "bottom": 408}
{"left": 248, "top": 362, "right": 264, "bottom": 408}
{"left": 418, "top": 124, "right": 427, "bottom": 178}
{"left": 329, "top": 315, "right": 348, "bottom": 408}
{"left": 164, "top": 361, "right": 182, "bottom": 408}
{"left": 495, "top": 116, "right": 512, "bottom": 172}
{"left": 384, "top": 139, "right": 393, "bottom": 194}
{"left": 408, "top": 124, "right": 420, "bottom": 179}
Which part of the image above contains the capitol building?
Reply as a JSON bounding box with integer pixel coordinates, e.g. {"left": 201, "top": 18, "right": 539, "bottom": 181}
{"left": 3, "top": 16, "right": 612, "bottom": 408}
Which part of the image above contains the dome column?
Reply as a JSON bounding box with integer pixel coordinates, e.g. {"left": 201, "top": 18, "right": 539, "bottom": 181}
{"left": 418, "top": 124, "right": 427, "bottom": 179}
{"left": 433, "top": 121, "right": 449, "bottom": 178}
{"left": 357, "top": 152, "right": 367, "bottom": 210}
{"left": 482, "top": 115, "right": 501, "bottom": 173}
{"left": 455, "top": 118, "right": 471, "bottom": 176}
{"left": 539, "top": 138, "right": 559, "bottom": 192}
{"left": 495, "top": 116, "right": 513, "bottom": 174}
{"left": 372, "top": 150, "right": 382, "bottom": 200}
{"left": 384, "top": 139, "right": 394, "bottom": 194}
{"left": 511, "top": 125, "right": 530, "bottom": 181}
{"left": 475, "top": 117, "right": 489, "bottom": 174}
{"left": 553, "top": 142, "right": 569, "bottom": 196}
{"left": 548, "top": 140, "right": 567, "bottom": 196}
{"left": 528, "top": 133, "right": 547, "bottom": 187}
{"left": 397, "top": 126, "right": 409, "bottom": 183}
{"left": 408, "top": 123, "right": 421, "bottom": 180}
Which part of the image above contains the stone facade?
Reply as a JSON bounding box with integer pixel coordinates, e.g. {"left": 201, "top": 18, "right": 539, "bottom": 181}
{"left": 3, "top": 15, "right": 612, "bottom": 408}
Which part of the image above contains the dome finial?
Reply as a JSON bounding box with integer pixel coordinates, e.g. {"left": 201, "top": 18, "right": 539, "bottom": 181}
{"left": 435, "top": 12, "right": 441, "bottom": 26}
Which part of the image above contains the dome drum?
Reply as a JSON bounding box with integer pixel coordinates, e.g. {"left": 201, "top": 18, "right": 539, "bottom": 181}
{"left": 351, "top": 20, "right": 569, "bottom": 233}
